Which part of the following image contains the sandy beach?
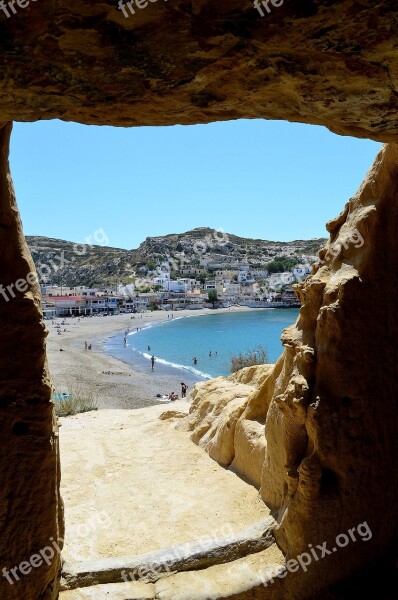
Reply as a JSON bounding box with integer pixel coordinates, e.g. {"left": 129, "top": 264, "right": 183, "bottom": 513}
{"left": 47, "top": 306, "right": 252, "bottom": 410}
{"left": 53, "top": 306, "right": 273, "bottom": 591}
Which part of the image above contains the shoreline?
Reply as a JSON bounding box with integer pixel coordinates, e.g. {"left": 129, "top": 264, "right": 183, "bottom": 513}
{"left": 47, "top": 306, "right": 255, "bottom": 410}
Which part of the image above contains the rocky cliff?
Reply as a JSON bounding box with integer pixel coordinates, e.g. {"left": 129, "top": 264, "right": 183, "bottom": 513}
{"left": 179, "top": 142, "right": 398, "bottom": 597}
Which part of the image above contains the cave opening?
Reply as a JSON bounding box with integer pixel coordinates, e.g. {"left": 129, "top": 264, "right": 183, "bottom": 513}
{"left": 4, "top": 118, "right": 382, "bottom": 583}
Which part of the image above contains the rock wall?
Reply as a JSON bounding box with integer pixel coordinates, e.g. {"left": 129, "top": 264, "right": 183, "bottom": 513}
{"left": 0, "top": 1, "right": 397, "bottom": 141}
{"left": 183, "top": 143, "right": 398, "bottom": 597}
{"left": 0, "top": 123, "right": 63, "bottom": 599}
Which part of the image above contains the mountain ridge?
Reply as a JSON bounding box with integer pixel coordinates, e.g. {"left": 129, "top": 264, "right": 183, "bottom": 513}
{"left": 26, "top": 229, "right": 327, "bottom": 287}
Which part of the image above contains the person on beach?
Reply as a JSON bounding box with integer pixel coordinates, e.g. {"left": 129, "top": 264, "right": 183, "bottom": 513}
{"left": 151, "top": 355, "right": 155, "bottom": 370}
{"left": 88, "top": 343, "right": 92, "bottom": 350}
{"left": 168, "top": 392, "right": 178, "bottom": 401}
{"left": 84, "top": 341, "right": 88, "bottom": 350}
{"left": 181, "top": 382, "right": 188, "bottom": 398}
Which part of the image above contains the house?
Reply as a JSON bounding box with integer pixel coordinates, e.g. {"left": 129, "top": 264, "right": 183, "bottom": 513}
{"left": 293, "top": 265, "right": 311, "bottom": 282}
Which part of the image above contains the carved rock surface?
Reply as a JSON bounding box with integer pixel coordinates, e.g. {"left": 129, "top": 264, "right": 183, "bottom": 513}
{"left": 0, "top": 1, "right": 396, "bottom": 141}
{"left": 0, "top": 124, "right": 63, "bottom": 599}
{"left": 185, "top": 143, "right": 398, "bottom": 597}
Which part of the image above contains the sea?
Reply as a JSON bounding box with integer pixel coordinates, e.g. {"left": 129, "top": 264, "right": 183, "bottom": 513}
{"left": 104, "top": 308, "right": 299, "bottom": 381}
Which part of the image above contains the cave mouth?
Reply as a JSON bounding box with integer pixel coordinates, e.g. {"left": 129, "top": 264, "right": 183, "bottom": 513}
{"left": 7, "top": 119, "right": 382, "bottom": 573}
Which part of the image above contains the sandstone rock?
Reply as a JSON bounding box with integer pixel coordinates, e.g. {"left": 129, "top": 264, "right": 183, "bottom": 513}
{"left": 177, "top": 377, "right": 255, "bottom": 467}
{"left": 159, "top": 410, "right": 188, "bottom": 421}
{"left": 0, "top": 2, "right": 397, "bottom": 142}
{"left": 0, "top": 123, "right": 63, "bottom": 599}
{"left": 186, "top": 143, "right": 398, "bottom": 598}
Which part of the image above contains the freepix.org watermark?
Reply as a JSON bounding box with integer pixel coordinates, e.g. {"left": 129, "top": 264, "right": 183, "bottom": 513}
{"left": 2, "top": 538, "right": 62, "bottom": 585}
{"left": 254, "top": 0, "right": 284, "bottom": 18}
{"left": 2, "top": 510, "right": 112, "bottom": 585}
{"left": 0, "top": 0, "right": 37, "bottom": 19}
{"left": 118, "top": 0, "right": 168, "bottom": 19}
{"left": 121, "top": 522, "right": 236, "bottom": 583}
{"left": 318, "top": 227, "right": 364, "bottom": 267}
{"left": 0, "top": 227, "right": 109, "bottom": 303}
{"left": 260, "top": 521, "right": 372, "bottom": 587}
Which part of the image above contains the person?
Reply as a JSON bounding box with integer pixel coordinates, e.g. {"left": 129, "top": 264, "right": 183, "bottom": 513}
{"left": 124, "top": 337, "right": 127, "bottom": 346}
{"left": 88, "top": 343, "right": 92, "bottom": 350}
{"left": 181, "top": 382, "right": 188, "bottom": 398}
{"left": 84, "top": 341, "right": 88, "bottom": 350}
{"left": 151, "top": 355, "right": 155, "bottom": 370}
{"left": 193, "top": 356, "right": 197, "bottom": 365}
{"left": 168, "top": 392, "right": 178, "bottom": 401}
{"left": 148, "top": 345, "right": 151, "bottom": 351}
{"left": 209, "top": 351, "right": 212, "bottom": 357}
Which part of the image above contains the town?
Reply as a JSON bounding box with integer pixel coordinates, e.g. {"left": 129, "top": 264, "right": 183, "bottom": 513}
{"left": 40, "top": 258, "right": 315, "bottom": 318}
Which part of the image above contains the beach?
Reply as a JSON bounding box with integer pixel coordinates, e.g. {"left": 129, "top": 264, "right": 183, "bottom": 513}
{"left": 47, "top": 306, "right": 253, "bottom": 410}
{"left": 52, "top": 306, "right": 275, "bottom": 583}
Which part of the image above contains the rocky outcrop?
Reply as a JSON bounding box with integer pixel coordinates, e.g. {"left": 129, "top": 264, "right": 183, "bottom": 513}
{"left": 0, "top": 1, "right": 397, "bottom": 142}
{"left": 179, "top": 365, "right": 275, "bottom": 487}
{"left": 0, "top": 124, "right": 63, "bottom": 599}
{"left": 183, "top": 143, "right": 398, "bottom": 597}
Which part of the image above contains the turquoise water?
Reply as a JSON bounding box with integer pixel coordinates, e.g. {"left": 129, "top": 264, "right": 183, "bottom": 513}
{"left": 105, "top": 309, "right": 299, "bottom": 380}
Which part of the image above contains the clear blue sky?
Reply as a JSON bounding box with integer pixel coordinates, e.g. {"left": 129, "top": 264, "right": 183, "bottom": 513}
{"left": 10, "top": 119, "right": 381, "bottom": 250}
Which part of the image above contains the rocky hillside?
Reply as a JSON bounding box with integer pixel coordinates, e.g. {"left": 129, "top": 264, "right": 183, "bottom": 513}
{"left": 26, "top": 229, "right": 326, "bottom": 287}
{"left": 130, "top": 227, "right": 326, "bottom": 269}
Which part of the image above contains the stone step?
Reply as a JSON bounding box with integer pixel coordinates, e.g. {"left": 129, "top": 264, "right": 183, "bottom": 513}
{"left": 60, "top": 545, "right": 286, "bottom": 600}
{"left": 61, "top": 517, "right": 276, "bottom": 590}
{"left": 60, "top": 581, "right": 155, "bottom": 599}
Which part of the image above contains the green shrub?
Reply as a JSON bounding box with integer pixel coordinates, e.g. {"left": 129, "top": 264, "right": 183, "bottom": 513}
{"left": 53, "top": 382, "right": 98, "bottom": 417}
{"left": 230, "top": 345, "right": 268, "bottom": 373}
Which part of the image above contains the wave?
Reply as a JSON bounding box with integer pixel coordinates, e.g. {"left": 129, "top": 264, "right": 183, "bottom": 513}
{"left": 137, "top": 350, "right": 212, "bottom": 380}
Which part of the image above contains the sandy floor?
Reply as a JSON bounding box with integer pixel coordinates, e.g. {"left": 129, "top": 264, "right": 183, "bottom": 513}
{"left": 60, "top": 404, "right": 270, "bottom": 563}
{"left": 52, "top": 307, "right": 270, "bottom": 564}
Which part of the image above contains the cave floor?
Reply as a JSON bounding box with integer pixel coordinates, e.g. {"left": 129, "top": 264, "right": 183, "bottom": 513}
{"left": 59, "top": 402, "right": 271, "bottom": 563}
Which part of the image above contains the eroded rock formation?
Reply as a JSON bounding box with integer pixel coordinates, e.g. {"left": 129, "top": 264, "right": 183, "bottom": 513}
{"left": 183, "top": 143, "right": 398, "bottom": 597}
{"left": 0, "top": 123, "right": 63, "bottom": 599}
{"left": 0, "top": 1, "right": 397, "bottom": 140}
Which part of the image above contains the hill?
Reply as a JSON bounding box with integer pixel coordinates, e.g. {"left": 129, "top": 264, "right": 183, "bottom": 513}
{"left": 26, "top": 229, "right": 326, "bottom": 287}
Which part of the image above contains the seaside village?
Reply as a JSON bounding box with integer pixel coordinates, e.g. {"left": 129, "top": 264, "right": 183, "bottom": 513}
{"left": 40, "top": 257, "right": 315, "bottom": 318}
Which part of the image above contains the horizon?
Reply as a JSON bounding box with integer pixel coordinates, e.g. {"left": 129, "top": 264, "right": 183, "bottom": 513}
{"left": 26, "top": 225, "right": 328, "bottom": 251}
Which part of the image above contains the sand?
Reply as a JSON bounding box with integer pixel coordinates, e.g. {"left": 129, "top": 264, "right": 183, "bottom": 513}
{"left": 60, "top": 405, "right": 270, "bottom": 563}
{"left": 51, "top": 307, "right": 270, "bottom": 565}
{"left": 47, "top": 307, "right": 251, "bottom": 409}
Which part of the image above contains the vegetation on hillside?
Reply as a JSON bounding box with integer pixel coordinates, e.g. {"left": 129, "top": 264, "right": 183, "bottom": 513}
{"left": 230, "top": 345, "right": 268, "bottom": 373}
{"left": 26, "top": 229, "right": 325, "bottom": 288}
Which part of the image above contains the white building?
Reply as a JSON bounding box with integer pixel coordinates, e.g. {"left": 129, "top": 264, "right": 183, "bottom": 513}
{"left": 293, "top": 265, "right": 311, "bottom": 281}
{"left": 267, "top": 272, "right": 295, "bottom": 288}
{"left": 162, "top": 280, "right": 188, "bottom": 293}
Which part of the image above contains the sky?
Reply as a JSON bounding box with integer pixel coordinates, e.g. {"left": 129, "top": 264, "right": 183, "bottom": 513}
{"left": 10, "top": 119, "right": 381, "bottom": 250}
